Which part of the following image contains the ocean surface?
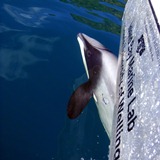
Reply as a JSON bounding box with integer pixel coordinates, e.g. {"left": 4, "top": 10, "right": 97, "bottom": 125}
{"left": 0, "top": 0, "right": 126, "bottom": 159}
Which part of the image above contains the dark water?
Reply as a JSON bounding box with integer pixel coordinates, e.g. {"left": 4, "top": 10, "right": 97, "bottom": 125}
{"left": 0, "top": 0, "right": 125, "bottom": 159}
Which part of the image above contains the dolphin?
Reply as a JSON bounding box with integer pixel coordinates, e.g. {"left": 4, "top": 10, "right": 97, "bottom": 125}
{"left": 67, "top": 33, "right": 118, "bottom": 139}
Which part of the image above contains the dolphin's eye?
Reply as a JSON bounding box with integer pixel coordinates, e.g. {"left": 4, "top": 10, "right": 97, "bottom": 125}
{"left": 93, "top": 65, "right": 100, "bottom": 75}
{"left": 86, "top": 50, "right": 92, "bottom": 57}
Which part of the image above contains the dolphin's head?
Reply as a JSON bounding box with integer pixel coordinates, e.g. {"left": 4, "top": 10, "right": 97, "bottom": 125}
{"left": 77, "top": 33, "right": 104, "bottom": 85}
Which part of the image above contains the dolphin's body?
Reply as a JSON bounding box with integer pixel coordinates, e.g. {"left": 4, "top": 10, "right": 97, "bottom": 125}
{"left": 67, "top": 33, "right": 118, "bottom": 138}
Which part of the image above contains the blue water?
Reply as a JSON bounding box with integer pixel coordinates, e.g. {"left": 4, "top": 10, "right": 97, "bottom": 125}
{"left": 0, "top": 0, "right": 125, "bottom": 159}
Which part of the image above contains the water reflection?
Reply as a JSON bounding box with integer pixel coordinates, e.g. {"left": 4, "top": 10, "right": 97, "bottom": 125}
{"left": 61, "top": 0, "right": 124, "bottom": 17}
{"left": 4, "top": 4, "right": 53, "bottom": 27}
{"left": 0, "top": 24, "right": 22, "bottom": 33}
{"left": 61, "top": 0, "right": 124, "bottom": 34}
{"left": 0, "top": 34, "right": 60, "bottom": 80}
{"left": 3, "top": 1, "right": 124, "bottom": 34}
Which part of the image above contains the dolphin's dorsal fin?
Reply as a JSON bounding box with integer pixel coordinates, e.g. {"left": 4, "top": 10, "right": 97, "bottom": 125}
{"left": 67, "top": 80, "right": 93, "bottom": 119}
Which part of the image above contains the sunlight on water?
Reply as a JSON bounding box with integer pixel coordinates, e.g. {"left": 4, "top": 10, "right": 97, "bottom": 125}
{"left": 0, "top": 0, "right": 126, "bottom": 159}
